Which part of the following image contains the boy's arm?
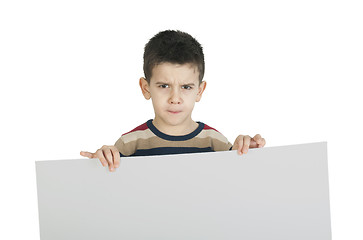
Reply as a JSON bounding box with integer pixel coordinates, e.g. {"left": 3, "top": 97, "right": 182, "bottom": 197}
{"left": 231, "top": 134, "right": 266, "bottom": 155}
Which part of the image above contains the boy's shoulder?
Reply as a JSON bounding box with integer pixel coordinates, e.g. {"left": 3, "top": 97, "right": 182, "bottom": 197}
{"left": 197, "top": 122, "right": 231, "bottom": 147}
{"left": 202, "top": 123, "right": 221, "bottom": 133}
{"left": 194, "top": 122, "right": 232, "bottom": 152}
{"left": 119, "top": 121, "right": 153, "bottom": 145}
{"left": 121, "top": 121, "right": 150, "bottom": 137}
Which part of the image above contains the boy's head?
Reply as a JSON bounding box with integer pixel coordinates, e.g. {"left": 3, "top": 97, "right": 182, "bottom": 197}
{"left": 143, "top": 30, "right": 205, "bottom": 84}
{"left": 139, "top": 30, "right": 207, "bottom": 132}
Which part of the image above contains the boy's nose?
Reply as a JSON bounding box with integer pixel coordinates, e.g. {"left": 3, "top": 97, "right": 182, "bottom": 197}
{"left": 169, "top": 89, "right": 182, "bottom": 104}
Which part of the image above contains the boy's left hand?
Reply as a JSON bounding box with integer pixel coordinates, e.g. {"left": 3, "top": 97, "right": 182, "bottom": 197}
{"left": 232, "top": 134, "right": 266, "bottom": 155}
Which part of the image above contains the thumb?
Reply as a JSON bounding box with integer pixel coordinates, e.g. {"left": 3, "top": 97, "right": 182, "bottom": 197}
{"left": 80, "top": 151, "right": 95, "bottom": 159}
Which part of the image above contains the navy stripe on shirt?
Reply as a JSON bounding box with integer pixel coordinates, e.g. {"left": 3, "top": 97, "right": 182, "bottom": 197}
{"left": 120, "top": 147, "right": 213, "bottom": 157}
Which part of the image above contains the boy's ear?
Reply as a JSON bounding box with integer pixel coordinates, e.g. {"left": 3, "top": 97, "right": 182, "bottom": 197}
{"left": 139, "top": 77, "right": 151, "bottom": 100}
{"left": 196, "top": 81, "right": 207, "bottom": 102}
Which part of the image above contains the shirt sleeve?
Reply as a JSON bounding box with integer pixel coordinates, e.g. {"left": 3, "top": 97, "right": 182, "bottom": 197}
{"left": 211, "top": 134, "right": 233, "bottom": 151}
{"left": 114, "top": 135, "right": 137, "bottom": 157}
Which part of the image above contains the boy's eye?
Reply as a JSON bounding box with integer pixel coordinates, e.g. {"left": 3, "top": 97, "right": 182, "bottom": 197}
{"left": 182, "top": 85, "right": 192, "bottom": 90}
{"left": 159, "top": 84, "right": 169, "bottom": 88}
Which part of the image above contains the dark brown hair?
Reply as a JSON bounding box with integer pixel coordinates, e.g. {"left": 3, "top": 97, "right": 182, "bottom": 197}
{"left": 143, "top": 30, "right": 205, "bottom": 84}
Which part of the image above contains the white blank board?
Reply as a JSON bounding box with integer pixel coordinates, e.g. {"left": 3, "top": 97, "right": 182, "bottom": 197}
{"left": 35, "top": 142, "right": 331, "bottom": 239}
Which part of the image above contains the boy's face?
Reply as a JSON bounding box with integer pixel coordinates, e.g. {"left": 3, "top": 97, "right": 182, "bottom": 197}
{"left": 139, "top": 62, "right": 206, "bottom": 130}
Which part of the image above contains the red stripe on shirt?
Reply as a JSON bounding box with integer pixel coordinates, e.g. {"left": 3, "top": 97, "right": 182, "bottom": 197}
{"left": 203, "top": 124, "right": 220, "bottom": 133}
{"left": 122, "top": 122, "right": 149, "bottom": 136}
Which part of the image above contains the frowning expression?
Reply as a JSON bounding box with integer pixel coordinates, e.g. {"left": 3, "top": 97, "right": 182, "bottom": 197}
{"left": 140, "top": 62, "right": 206, "bottom": 128}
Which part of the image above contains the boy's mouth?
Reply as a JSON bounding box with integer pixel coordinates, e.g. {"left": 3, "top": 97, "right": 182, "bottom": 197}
{"left": 167, "top": 110, "right": 181, "bottom": 114}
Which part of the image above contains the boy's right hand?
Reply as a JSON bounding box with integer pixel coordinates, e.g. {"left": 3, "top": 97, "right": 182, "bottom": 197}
{"left": 80, "top": 145, "right": 120, "bottom": 172}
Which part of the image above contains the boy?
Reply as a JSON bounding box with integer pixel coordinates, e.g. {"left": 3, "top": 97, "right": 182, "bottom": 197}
{"left": 80, "top": 30, "right": 266, "bottom": 172}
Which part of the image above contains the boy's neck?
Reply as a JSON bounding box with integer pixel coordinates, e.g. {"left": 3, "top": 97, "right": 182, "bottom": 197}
{"left": 152, "top": 117, "right": 199, "bottom": 136}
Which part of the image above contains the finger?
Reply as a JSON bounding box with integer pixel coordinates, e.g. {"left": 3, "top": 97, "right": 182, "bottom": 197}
{"left": 233, "top": 135, "right": 244, "bottom": 155}
{"left": 242, "top": 135, "right": 251, "bottom": 154}
{"left": 111, "top": 147, "right": 121, "bottom": 168}
{"left": 258, "top": 138, "right": 266, "bottom": 147}
{"left": 249, "top": 134, "right": 262, "bottom": 148}
{"left": 80, "top": 151, "right": 95, "bottom": 159}
{"left": 231, "top": 141, "right": 241, "bottom": 154}
{"left": 95, "top": 149, "right": 108, "bottom": 167}
{"left": 252, "top": 134, "right": 265, "bottom": 147}
{"left": 252, "top": 134, "right": 262, "bottom": 143}
{"left": 102, "top": 148, "right": 115, "bottom": 172}
{"left": 237, "top": 139, "right": 244, "bottom": 155}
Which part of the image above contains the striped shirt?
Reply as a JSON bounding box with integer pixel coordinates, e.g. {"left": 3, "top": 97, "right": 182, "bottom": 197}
{"left": 114, "top": 119, "right": 233, "bottom": 157}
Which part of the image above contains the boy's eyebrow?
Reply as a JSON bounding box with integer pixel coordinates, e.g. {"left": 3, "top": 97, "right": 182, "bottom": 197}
{"left": 154, "top": 81, "right": 196, "bottom": 86}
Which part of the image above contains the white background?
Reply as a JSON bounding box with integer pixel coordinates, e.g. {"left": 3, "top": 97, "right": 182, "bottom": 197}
{"left": 0, "top": 0, "right": 362, "bottom": 239}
